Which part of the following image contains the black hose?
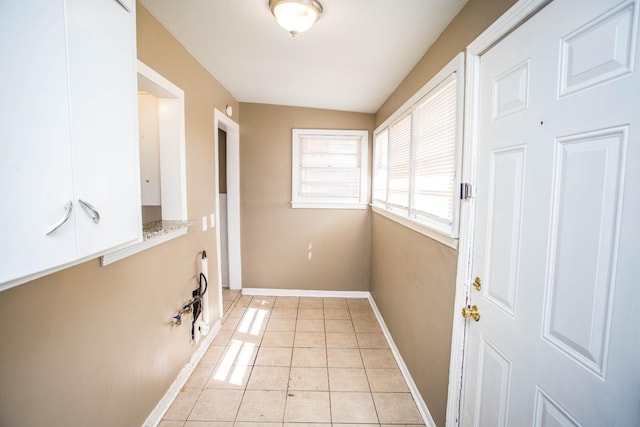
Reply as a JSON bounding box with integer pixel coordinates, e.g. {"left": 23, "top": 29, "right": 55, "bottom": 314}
{"left": 199, "top": 272, "right": 208, "bottom": 295}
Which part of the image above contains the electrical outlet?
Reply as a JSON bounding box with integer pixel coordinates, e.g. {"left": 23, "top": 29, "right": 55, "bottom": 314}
{"left": 210, "top": 213, "right": 215, "bottom": 228}
{"left": 202, "top": 216, "right": 207, "bottom": 231}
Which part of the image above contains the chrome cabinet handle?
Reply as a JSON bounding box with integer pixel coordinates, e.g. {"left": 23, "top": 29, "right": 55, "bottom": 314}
{"left": 78, "top": 199, "right": 101, "bottom": 224}
{"left": 46, "top": 201, "right": 73, "bottom": 236}
{"left": 113, "top": 0, "right": 130, "bottom": 12}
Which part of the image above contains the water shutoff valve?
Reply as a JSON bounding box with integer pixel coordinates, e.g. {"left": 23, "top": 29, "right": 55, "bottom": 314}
{"left": 171, "top": 314, "right": 182, "bottom": 326}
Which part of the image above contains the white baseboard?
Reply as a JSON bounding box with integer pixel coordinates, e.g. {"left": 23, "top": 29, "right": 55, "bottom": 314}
{"left": 142, "top": 319, "right": 222, "bottom": 427}
{"left": 241, "top": 287, "right": 370, "bottom": 299}
{"left": 368, "top": 294, "right": 437, "bottom": 427}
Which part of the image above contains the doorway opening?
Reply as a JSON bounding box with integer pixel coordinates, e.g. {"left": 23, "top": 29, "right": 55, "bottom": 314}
{"left": 218, "top": 128, "right": 229, "bottom": 288}
{"left": 214, "top": 109, "right": 241, "bottom": 317}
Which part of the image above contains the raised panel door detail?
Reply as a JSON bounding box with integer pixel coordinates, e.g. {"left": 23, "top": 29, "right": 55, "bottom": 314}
{"left": 466, "top": 0, "right": 640, "bottom": 424}
{"left": 483, "top": 147, "right": 526, "bottom": 317}
{"left": 492, "top": 59, "right": 530, "bottom": 121}
{"left": 473, "top": 338, "right": 512, "bottom": 427}
{"left": 534, "top": 388, "right": 581, "bottom": 427}
{"left": 559, "top": 1, "right": 637, "bottom": 97}
{"left": 543, "top": 126, "right": 627, "bottom": 377}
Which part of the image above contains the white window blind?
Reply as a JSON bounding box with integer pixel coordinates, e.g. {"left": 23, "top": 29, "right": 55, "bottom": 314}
{"left": 413, "top": 75, "right": 457, "bottom": 224}
{"left": 299, "top": 134, "right": 361, "bottom": 199}
{"left": 388, "top": 113, "right": 411, "bottom": 211}
{"left": 292, "top": 129, "right": 368, "bottom": 209}
{"left": 370, "top": 53, "right": 464, "bottom": 246}
{"left": 373, "top": 130, "right": 388, "bottom": 204}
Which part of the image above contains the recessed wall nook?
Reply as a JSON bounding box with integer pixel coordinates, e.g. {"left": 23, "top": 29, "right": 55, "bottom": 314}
{"left": 102, "top": 60, "right": 192, "bottom": 265}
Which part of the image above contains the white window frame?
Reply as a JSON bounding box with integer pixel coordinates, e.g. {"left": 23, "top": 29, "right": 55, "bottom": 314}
{"left": 372, "top": 53, "right": 464, "bottom": 248}
{"left": 291, "top": 129, "right": 369, "bottom": 209}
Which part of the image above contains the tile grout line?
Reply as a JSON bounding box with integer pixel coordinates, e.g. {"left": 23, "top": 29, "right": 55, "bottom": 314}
{"left": 172, "top": 295, "right": 421, "bottom": 426}
{"left": 233, "top": 294, "right": 257, "bottom": 424}
{"left": 322, "top": 297, "right": 334, "bottom": 425}
{"left": 285, "top": 296, "right": 299, "bottom": 424}
{"left": 355, "top": 300, "right": 382, "bottom": 426}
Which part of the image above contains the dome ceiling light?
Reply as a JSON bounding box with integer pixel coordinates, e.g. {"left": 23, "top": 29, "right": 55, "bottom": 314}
{"left": 269, "top": 0, "right": 323, "bottom": 37}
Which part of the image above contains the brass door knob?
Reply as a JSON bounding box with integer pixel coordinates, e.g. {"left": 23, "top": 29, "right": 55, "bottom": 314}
{"left": 462, "top": 305, "right": 481, "bottom": 321}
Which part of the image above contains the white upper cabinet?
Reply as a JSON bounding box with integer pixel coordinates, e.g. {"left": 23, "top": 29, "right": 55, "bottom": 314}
{"left": 66, "top": 0, "right": 141, "bottom": 257}
{"left": 0, "top": 0, "right": 141, "bottom": 288}
{"left": 0, "top": 1, "right": 78, "bottom": 282}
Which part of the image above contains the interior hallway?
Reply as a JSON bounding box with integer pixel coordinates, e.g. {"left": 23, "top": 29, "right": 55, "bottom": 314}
{"left": 160, "top": 292, "right": 425, "bottom": 426}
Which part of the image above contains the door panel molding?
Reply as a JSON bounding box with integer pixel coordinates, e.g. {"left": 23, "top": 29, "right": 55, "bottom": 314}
{"left": 542, "top": 125, "right": 627, "bottom": 378}
{"left": 558, "top": 1, "right": 637, "bottom": 97}
{"left": 446, "top": 1, "right": 551, "bottom": 425}
{"left": 533, "top": 387, "right": 581, "bottom": 427}
{"left": 484, "top": 146, "right": 526, "bottom": 318}
{"left": 473, "top": 338, "right": 512, "bottom": 427}
{"left": 492, "top": 59, "right": 531, "bottom": 121}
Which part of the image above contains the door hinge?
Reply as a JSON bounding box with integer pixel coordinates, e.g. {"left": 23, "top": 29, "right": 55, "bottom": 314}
{"left": 460, "top": 183, "right": 473, "bottom": 200}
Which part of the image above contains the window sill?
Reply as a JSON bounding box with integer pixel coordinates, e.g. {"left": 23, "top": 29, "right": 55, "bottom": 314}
{"left": 101, "top": 219, "right": 194, "bottom": 266}
{"left": 291, "top": 201, "right": 368, "bottom": 210}
{"left": 371, "top": 205, "right": 458, "bottom": 249}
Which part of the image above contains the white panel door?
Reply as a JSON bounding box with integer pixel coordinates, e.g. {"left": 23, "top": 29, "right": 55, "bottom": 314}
{"left": 67, "top": 0, "right": 141, "bottom": 256}
{"left": 0, "top": 1, "right": 78, "bottom": 283}
{"left": 462, "top": 0, "right": 640, "bottom": 425}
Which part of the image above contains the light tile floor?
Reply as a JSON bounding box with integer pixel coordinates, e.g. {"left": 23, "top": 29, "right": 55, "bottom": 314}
{"left": 222, "top": 288, "right": 241, "bottom": 314}
{"left": 160, "top": 295, "right": 425, "bottom": 427}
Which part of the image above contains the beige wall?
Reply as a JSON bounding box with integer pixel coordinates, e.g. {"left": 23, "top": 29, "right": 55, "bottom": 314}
{"left": 371, "top": 215, "right": 458, "bottom": 426}
{"left": 375, "top": 0, "right": 517, "bottom": 126}
{"left": 370, "top": 0, "right": 517, "bottom": 425}
{"left": 239, "top": 103, "right": 374, "bottom": 291}
{"left": 0, "top": 4, "right": 237, "bottom": 426}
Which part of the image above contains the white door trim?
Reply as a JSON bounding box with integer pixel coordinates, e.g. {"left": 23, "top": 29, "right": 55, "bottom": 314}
{"left": 214, "top": 109, "right": 242, "bottom": 308}
{"left": 445, "top": 1, "right": 551, "bottom": 425}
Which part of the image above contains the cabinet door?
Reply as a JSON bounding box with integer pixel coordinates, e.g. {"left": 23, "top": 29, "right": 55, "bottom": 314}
{"left": 66, "top": 0, "right": 142, "bottom": 256}
{"left": 0, "top": 0, "right": 78, "bottom": 284}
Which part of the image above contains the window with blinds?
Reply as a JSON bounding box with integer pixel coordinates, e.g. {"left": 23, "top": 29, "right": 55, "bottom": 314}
{"left": 373, "top": 130, "right": 388, "bottom": 204}
{"left": 413, "top": 75, "right": 457, "bottom": 223}
{"left": 292, "top": 129, "right": 368, "bottom": 209}
{"left": 388, "top": 113, "right": 411, "bottom": 212}
{"left": 371, "top": 53, "right": 463, "bottom": 244}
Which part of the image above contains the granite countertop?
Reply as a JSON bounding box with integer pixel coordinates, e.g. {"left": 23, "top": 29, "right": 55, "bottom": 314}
{"left": 142, "top": 220, "right": 194, "bottom": 241}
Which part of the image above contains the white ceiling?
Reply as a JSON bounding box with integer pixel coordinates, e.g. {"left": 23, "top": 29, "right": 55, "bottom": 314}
{"left": 139, "top": 0, "right": 467, "bottom": 114}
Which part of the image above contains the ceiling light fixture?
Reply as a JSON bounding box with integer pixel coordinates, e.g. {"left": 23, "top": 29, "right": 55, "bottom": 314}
{"left": 269, "top": 0, "right": 323, "bottom": 37}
